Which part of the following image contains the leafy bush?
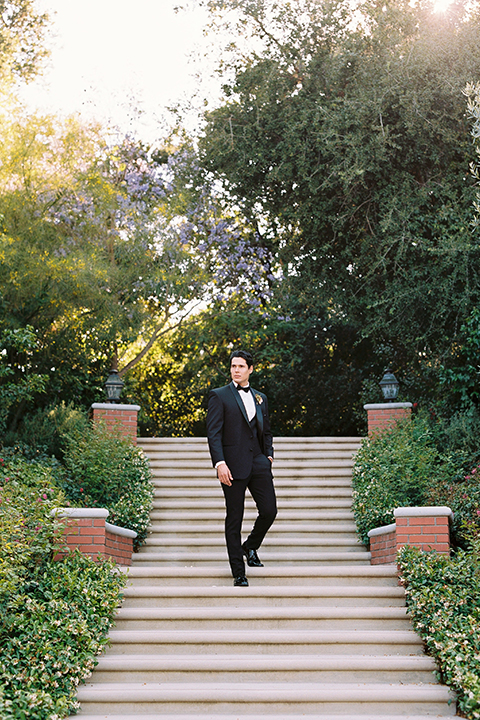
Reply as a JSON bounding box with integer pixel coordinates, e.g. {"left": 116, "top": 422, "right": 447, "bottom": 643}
{"left": 62, "top": 423, "right": 153, "bottom": 548}
{"left": 351, "top": 415, "right": 438, "bottom": 543}
{"left": 0, "top": 455, "right": 126, "bottom": 720}
{"left": 352, "top": 410, "right": 480, "bottom": 547}
{"left": 398, "top": 545, "right": 480, "bottom": 719}
{"left": 4, "top": 402, "right": 89, "bottom": 459}
{"left": 0, "top": 455, "right": 66, "bottom": 596}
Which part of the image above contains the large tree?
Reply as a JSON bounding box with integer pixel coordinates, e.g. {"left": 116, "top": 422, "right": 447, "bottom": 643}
{"left": 199, "top": 0, "right": 480, "bottom": 394}
{"left": 0, "top": 111, "right": 276, "bottom": 430}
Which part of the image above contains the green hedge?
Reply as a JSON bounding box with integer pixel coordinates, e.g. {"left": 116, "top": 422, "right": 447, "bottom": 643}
{"left": 0, "top": 455, "right": 126, "bottom": 719}
{"left": 398, "top": 545, "right": 480, "bottom": 719}
{"left": 352, "top": 411, "right": 480, "bottom": 546}
{"left": 351, "top": 415, "right": 438, "bottom": 543}
{"left": 62, "top": 422, "right": 154, "bottom": 549}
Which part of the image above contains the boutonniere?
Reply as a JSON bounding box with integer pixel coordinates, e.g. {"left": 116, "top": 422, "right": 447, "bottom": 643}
{"left": 255, "top": 394, "right": 263, "bottom": 405}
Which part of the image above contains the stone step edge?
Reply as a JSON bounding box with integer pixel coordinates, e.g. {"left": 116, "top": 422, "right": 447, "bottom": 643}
{"left": 148, "top": 512, "right": 356, "bottom": 518}
{"left": 76, "top": 681, "right": 453, "bottom": 703}
{"left": 152, "top": 498, "right": 352, "bottom": 513}
{"left": 74, "top": 715, "right": 452, "bottom": 720}
{"left": 115, "top": 607, "right": 408, "bottom": 620}
{"left": 132, "top": 552, "right": 372, "bottom": 561}
{"left": 138, "top": 436, "right": 363, "bottom": 441}
{"left": 121, "top": 565, "right": 396, "bottom": 577}
{"left": 141, "top": 539, "right": 362, "bottom": 547}
{"left": 146, "top": 523, "right": 358, "bottom": 531}
{"left": 107, "top": 629, "right": 422, "bottom": 645}
{"left": 92, "top": 653, "right": 436, "bottom": 671}
{"left": 122, "top": 586, "right": 404, "bottom": 598}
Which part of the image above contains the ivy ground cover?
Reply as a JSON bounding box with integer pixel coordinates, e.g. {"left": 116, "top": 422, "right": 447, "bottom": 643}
{"left": 399, "top": 545, "right": 480, "bottom": 719}
{"left": 0, "top": 454, "right": 126, "bottom": 720}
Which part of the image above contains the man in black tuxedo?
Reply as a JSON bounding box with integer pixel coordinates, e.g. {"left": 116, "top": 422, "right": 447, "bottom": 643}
{"left": 207, "top": 350, "right": 277, "bottom": 586}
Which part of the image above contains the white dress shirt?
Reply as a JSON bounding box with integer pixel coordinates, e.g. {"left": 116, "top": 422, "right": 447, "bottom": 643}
{"left": 235, "top": 382, "right": 256, "bottom": 421}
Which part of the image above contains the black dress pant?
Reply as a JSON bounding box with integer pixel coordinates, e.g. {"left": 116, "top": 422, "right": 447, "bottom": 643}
{"left": 221, "top": 453, "right": 277, "bottom": 577}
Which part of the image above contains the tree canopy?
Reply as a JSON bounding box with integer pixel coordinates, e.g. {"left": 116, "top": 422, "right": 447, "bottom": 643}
{"left": 198, "top": 0, "right": 480, "bottom": 390}
{"left": 3, "top": 0, "right": 480, "bottom": 439}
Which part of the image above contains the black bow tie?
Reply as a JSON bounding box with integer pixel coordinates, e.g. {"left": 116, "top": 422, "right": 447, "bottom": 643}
{"left": 238, "top": 386, "right": 250, "bottom": 393}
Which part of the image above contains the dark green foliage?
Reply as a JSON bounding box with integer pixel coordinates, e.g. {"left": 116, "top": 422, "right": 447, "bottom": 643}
{"left": 352, "top": 415, "right": 438, "bottom": 543}
{"left": 199, "top": 0, "right": 480, "bottom": 415}
{"left": 398, "top": 545, "right": 480, "bottom": 719}
{"left": 439, "top": 307, "right": 480, "bottom": 411}
{"left": 62, "top": 423, "right": 153, "bottom": 548}
{"left": 0, "top": 455, "right": 126, "bottom": 719}
{"left": 3, "top": 402, "right": 89, "bottom": 459}
{"left": 0, "top": 327, "right": 48, "bottom": 437}
{"left": 352, "top": 409, "right": 480, "bottom": 547}
{"left": 132, "top": 299, "right": 375, "bottom": 437}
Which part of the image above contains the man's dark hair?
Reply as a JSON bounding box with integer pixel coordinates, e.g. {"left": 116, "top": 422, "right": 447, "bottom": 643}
{"left": 230, "top": 349, "right": 254, "bottom": 368}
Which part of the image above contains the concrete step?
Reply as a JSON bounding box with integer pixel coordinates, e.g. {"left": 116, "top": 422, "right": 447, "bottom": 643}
{"left": 75, "top": 681, "right": 454, "bottom": 714}
{"left": 148, "top": 509, "right": 356, "bottom": 521}
{"left": 76, "top": 714, "right": 454, "bottom": 720}
{"left": 151, "top": 477, "right": 353, "bottom": 488}
{"left": 145, "top": 451, "right": 360, "bottom": 461}
{"left": 138, "top": 438, "right": 363, "bottom": 445}
{"left": 149, "top": 467, "right": 354, "bottom": 477}
{"left": 151, "top": 499, "right": 353, "bottom": 510}
{"left": 149, "top": 520, "right": 356, "bottom": 545}
{"left": 104, "top": 628, "right": 425, "bottom": 655}
{"left": 142, "top": 537, "right": 363, "bottom": 548}
{"left": 113, "top": 605, "right": 411, "bottom": 631}
{"left": 152, "top": 487, "right": 353, "bottom": 497}
{"left": 121, "top": 584, "right": 406, "bottom": 607}
{"left": 132, "top": 550, "right": 372, "bottom": 565}
{"left": 148, "top": 459, "right": 355, "bottom": 468}
{"left": 90, "top": 653, "right": 437, "bottom": 683}
{"left": 122, "top": 565, "right": 399, "bottom": 587}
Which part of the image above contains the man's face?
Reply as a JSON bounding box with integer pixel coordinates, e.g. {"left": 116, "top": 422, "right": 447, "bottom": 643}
{"left": 230, "top": 357, "right": 253, "bottom": 387}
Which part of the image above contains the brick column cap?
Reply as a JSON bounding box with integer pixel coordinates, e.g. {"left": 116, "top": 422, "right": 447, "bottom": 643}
{"left": 368, "top": 522, "right": 396, "bottom": 538}
{"left": 105, "top": 521, "right": 137, "bottom": 539}
{"left": 51, "top": 507, "right": 109, "bottom": 519}
{"left": 363, "top": 402, "right": 413, "bottom": 410}
{"left": 91, "top": 403, "right": 141, "bottom": 411}
{"left": 394, "top": 506, "right": 453, "bottom": 519}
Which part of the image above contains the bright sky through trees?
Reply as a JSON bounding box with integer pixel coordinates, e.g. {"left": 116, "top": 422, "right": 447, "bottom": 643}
{"left": 19, "top": 0, "right": 210, "bottom": 139}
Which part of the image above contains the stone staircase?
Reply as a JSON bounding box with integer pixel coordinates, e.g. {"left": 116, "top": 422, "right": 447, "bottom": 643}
{"left": 75, "top": 436, "right": 456, "bottom": 719}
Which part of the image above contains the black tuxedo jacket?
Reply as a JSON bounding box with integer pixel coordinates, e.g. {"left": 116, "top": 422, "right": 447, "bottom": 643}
{"left": 206, "top": 381, "right": 274, "bottom": 479}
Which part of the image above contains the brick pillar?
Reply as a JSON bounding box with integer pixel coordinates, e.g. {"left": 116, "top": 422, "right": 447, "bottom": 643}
{"left": 91, "top": 403, "right": 140, "bottom": 444}
{"left": 364, "top": 402, "right": 413, "bottom": 436}
{"left": 52, "top": 508, "right": 137, "bottom": 565}
{"left": 368, "top": 506, "right": 453, "bottom": 564}
{"left": 368, "top": 523, "right": 397, "bottom": 565}
{"left": 394, "top": 506, "right": 452, "bottom": 555}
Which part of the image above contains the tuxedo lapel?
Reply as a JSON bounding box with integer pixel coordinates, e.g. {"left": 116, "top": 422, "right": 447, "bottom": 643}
{"left": 229, "top": 381, "right": 250, "bottom": 425}
{"left": 252, "top": 388, "right": 264, "bottom": 436}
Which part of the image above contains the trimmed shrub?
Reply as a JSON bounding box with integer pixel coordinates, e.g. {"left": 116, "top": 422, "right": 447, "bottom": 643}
{"left": 352, "top": 410, "right": 480, "bottom": 547}
{"left": 351, "top": 414, "right": 437, "bottom": 543}
{"left": 62, "top": 423, "right": 153, "bottom": 548}
{"left": 398, "top": 545, "right": 480, "bottom": 719}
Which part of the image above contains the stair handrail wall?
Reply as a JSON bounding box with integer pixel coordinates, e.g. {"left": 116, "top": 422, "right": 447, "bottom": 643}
{"left": 368, "top": 506, "right": 453, "bottom": 564}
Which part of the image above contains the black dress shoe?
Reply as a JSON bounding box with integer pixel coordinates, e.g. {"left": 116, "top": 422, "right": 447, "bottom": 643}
{"left": 242, "top": 545, "right": 264, "bottom": 567}
{"left": 233, "top": 575, "right": 249, "bottom": 586}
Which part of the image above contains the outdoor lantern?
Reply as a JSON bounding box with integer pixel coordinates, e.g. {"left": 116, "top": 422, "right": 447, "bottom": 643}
{"left": 104, "top": 368, "right": 124, "bottom": 403}
{"left": 379, "top": 368, "right": 399, "bottom": 402}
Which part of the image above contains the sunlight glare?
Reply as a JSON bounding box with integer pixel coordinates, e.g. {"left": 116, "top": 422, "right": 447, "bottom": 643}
{"left": 433, "top": 0, "right": 454, "bottom": 12}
